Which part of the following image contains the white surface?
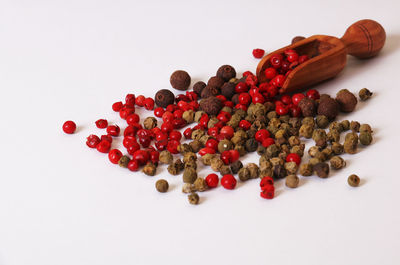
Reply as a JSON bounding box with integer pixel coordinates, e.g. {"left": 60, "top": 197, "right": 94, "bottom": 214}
{"left": 1, "top": 0, "right": 400, "bottom": 264}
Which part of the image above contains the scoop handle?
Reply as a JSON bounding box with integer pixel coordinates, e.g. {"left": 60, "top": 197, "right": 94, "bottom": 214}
{"left": 340, "top": 19, "right": 386, "bottom": 59}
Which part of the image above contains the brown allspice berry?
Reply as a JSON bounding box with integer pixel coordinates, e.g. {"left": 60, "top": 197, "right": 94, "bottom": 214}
{"left": 285, "top": 174, "right": 300, "bottom": 188}
{"left": 330, "top": 156, "right": 346, "bottom": 169}
{"left": 221, "top": 82, "right": 236, "bottom": 99}
{"left": 143, "top": 117, "right": 157, "bottom": 130}
{"left": 336, "top": 89, "right": 358, "bottom": 112}
{"left": 199, "top": 96, "right": 223, "bottom": 116}
{"left": 155, "top": 89, "right": 175, "bottom": 108}
{"left": 299, "top": 163, "right": 313, "bottom": 176}
{"left": 118, "top": 155, "right": 131, "bottom": 168}
{"left": 188, "top": 192, "right": 200, "bottom": 205}
{"left": 317, "top": 97, "right": 340, "bottom": 120}
{"left": 216, "top": 65, "right": 236, "bottom": 81}
{"left": 143, "top": 162, "right": 157, "bottom": 176}
{"left": 348, "top": 174, "right": 360, "bottom": 187}
{"left": 193, "top": 177, "right": 208, "bottom": 192}
{"left": 299, "top": 97, "right": 317, "bottom": 117}
{"left": 155, "top": 179, "right": 169, "bottom": 193}
{"left": 170, "top": 70, "right": 191, "bottom": 91}
{"left": 207, "top": 76, "right": 225, "bottom": 88}
{"left": 230, "top": 160, "right": 243, "bottom": 174}
{"left": 359, "top": 88, "right": 372, "bottom": 101}
{"left": 193, "top": 81, "right": 206, "bottom": 96}
{"left": 183, "top": 168, "right": 197, "bottom": 184}
{"left": 314, "top": 162, "right": 329, "bottom": 178}
{"left": 201, "top": 85, "right": 220, "bottom": 98}
{"left": 231, "top": 94, "right": 239, "bottom": 105}
{"left": 292, "top": 36, "right": 306, "bottom": 44}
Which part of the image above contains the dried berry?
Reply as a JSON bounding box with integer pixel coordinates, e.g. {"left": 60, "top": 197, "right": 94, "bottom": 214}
{"left": 285, "top": 174, "right": 299, "bottom": 188}
{"left": 359, "top": 88, "right": 372, "bottom": 101}
{"left": 155, "top": 89, "right": 175, "bottom": 108}
{"left": 348, "top": 174, "right": 360, "bottom": 187}
{"left": 331, "top": 142, "right": 344, "bottom": 155}
{"left": 183, "top": 168, "right": 197, "bottom": 184}
{"left": 182, "top": 110, "right": 194, "bottom": 123}
{"left": 216, "top": 65, "right": 236, "bottom": 81}
{"left": 359, "top": 124, "right": 372, "bottom": 133}
{"left": 207, "top": 76, "right": 225, "bottom": 89}
{"left": 330, "top": 156, "right": 346, "bottom": 169}
{"left": 344, "top": 132, "right": 358, "bottom": 154}
{"left": 219, "top": 165, "right": 232, "bottom": 175}
{"left": 143, "top": 117, "right": 157, "bottom": 130}
{"left": 336, "top": 89, "right": 357, "bottom": 112}
{"left": 273, "top": 164, "right": 286, "bottom": 179}
{"left": 327, "top": 129, "right": 340, "bottom": 143}
{"left": 182, "top": 183, "right": 195, "bottom": 193}
{"left": 218, "top": 139, "right": 233, "bottom": 153}
{"left": 230, "top": 160, "right": 243, "bottom": 174}
{"left": 167, "top": 159, "right": 184, "bottom": 175}
{"left": 359, "top": 131, "right": 373, "bottom": 145}
{"left": 350, "top": 121, "right": 360, "bottom": 132}
{"left": 211, "top": 157, "right": 224, "bottom": 172}
{"left": 201, "top": 85, "right": 220, "bottom": 98}
{"left": 118, "top": 155, "right": 131, "bottom": 168}
{"left": 193, "top": 81, "right": 206, "bottom": 96}
{"left": 238, "top": 167, "right": 251, "bottom": 181}
{"left": 188, "top": 192, "right": 200, "bottom": 205}
{"left": 199, "top": 96, "right": 223, "bottom": 116}
{"left": 312, "top": 129, "right": 327, "bottom": 148}
{"left": 155, "top": 179, "right": 169, "bottom": 193}
{"left": 189, "top": 140, "right": 203, "bottom": 153}
{"left": 170, "top": 70, "right": 191, "bottom": 91}
{"left": 316, "top": 115, "right": 329, "bottom": 128}
{"left": 193, "top": 177, "right": 208, "bottom": 192}
{"left": 317, "top": 97, "right": 340, "bottom": 120}
{"left": 299, "top": 163, "right": 313, "bottom": 176}
{"left": 340, "top": 120, "right": 350, "bottom": 131}
{"left": 221, "top": 82, "right": 236, "bottom": 99}
{"left": 292, "top": 36, "right": 305, "bottom": 44}
{"left": 159, "top": 150, "right": 173, "bottom": 164}
{"left": 298, "top": 97, "right": 317, "bottom": 117}
{"left": 246, "top": 163, "right": 260, "bottom": 179}
{"left": 284, "top": 162, "right": 298, "bottom": 174}
{"left": 143, "top": 162, "right": 157, "bottom": 176}
{"left": 245, "top": 138, "right": 258, "bottom": 152}
{"left": 299, "top": 124, "right": 313, "bottom": 138}
{"left": 314, "top": 162, "right": 329, "bottom": 178}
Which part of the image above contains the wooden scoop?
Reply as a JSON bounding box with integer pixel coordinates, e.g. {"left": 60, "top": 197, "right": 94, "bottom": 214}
{"left": 256, "top": 19, "right": 386, "bottom": 94}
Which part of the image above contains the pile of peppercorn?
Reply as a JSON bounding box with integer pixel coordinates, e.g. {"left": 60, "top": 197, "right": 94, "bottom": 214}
{"left": 63, "top": 46, "right": 374, "bottom": 205}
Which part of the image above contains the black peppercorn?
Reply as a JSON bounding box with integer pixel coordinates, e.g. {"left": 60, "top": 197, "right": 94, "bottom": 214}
{"left": 314, "top": 162, "right": 329, "bottom": 178}
{"left": 220, "top": 82, "right": 236, "bottom": 99}
{"left": 193, "top": 81, "right": 206, "bottom": 96}
{"left": 170, "top": 70, "right": 191, "bottom": 91}
{"left": 273, "top": 164, "right": 286, "bottom": 179}
{"left": 199, "top": 96, "right": 223, "bottom": 116}
{"left": 245, "top": 138, "right": 258, "bottom": 152}
{"left": 201, "top": 85, "right": 220, "bottom": 98}
{"left": 216, "top": 65, "right": 236, "bottom": 81}
{"left": 155, "top": 89, "right": 175, "bottom": 108}
{"left": 230, "top": 160, "right": 243, "bottom": 174}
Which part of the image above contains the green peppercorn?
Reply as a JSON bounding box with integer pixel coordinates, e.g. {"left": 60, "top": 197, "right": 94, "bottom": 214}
{"left": 285, "top": 162, "right": 298, "bottom": 174}
{"left": 359, "top": 131, "right": 373, "bottom": 145}
{"left": 211, "top": 157, "right": 224, "bottom": 172}
{"left": 178, "top": 143, "right": 193, "bottom": 154}
{"left": 219, "top": 165, "right": 232, "bottom": 175}
{"left": 200, "top": 153, "right": 216, "bottom": 166}
{"left": 183, "top": 152, "right": 197, "bottom": 164}
{"left": 316, "top": 115, "right": 329, "bottom": 128}
{"left": 143, "top": 117, "right": 157, "bottom": 130}
{"left": 329, "top": 121, "right": 343, "bottom": 133}
{"left": 191, "top": 129, "right": 205, "bottom": 141}
{"left": 331, "top": 142, "right": 344, "bottom": 155}
{"left": 193, "top": 177, "right": 208, "bottom": 192}
{"left": 182, "top": 110, "right": 194, "bottom": 123}
{"left": 312, "top": 129, "right": 327, "bottom": 148}
{"left": 350, "top": 121, "right": 360, "bottom": 132}
{"left": 267, "top": 111, "right": 278, "bottom": 120}
{"left": 189, "top": 140, "right": 203, "bottom": 153}
{"left": 308, "top": 146, "right": 321, "bottom": 157}
{"left": 344, "top": 132, "right": 358, "bottom": 154}
{"left": 285, "top": 174, "right": 299, "bottom": 188}
{"left": 359, "top": 88, "right": 372, "bottom": 101}
{"left": 322, "top": 147, "right": 334, "bottom": 159}
{"left": 118, "top": 155, "right": 131, "bottom": 168}
{"left": 301, "top": 117, "right": 315, "bottom": 127}
{"left": 309, "top": 157, "right": 321, "bottom": 166}
{"left": 155, "top": 179, "right": 169, "bottom": 193}
{"left": 288, "top": 136, "right": 301, "bottom": 147}
{"left": 194, "top": 111, "right": 206, "bottom": 122}
{"left": 246, "top": 163, "right": 260, "bottom": 179}
{"left": 218, "top": 139, "right": 233, "bottom": 153}
{"left": 359, "top": 124, "right": 372, "bottom": 133}
{"left": 238, "top": 167, "right": 251, "bottom": 181}
{"left": 270, "top": 157, "right": 284, "bottom": 167}
{"left": 167, "top": 159, "right": 184, "bottom": 175}
{"left": 314, "top": 162, "right": 329, "bottom": 178}
{"left": 159, "top": 150, "right": 173, "bottom": 164}
{"left": 299, "top": 163, "right": 313, "bottom": 176}
{"left": 245, "top": 138, "right": 258, "bottom": 152}
{"left": 348, "top": 174, "right": 360, "bottom": 187}
{"left": 182, "top": 183, "right": 195, "bottom": 193}
{"left": 143, "top": 162, "right": 157, "bottom": 176}
{"left": 327, "top": 129, "right": 340, "bottom": 143}
{"left": 188, "top": 192, "right": 200, "bottom": 205}
{"left": 340, "top": 120, "right": 350, "bottom": 131}
{"left": 257, "top": 145, "right": 266, "bottom": 155}
{"left": 266, "top": 144, "right": 280, "bottom": 158}
{"left": 330, "top": 156, "right": 346, "bottom": 169}
{"left": 183, "top": 168, "right": 197, "bottom": 184}
{"left": 273, "top": 164, "right": 287, "bottom": 179}
{"left": 299, "top": 124, "right": 313, "bottom": 138}
{"left": 234, "top": 144, "right": 247, "bottom": 156}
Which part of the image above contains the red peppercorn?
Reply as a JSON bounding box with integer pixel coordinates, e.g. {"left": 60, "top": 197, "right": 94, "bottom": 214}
{"left": 155, "top": 133, "right": 168, "bottom": 142}
{"left": 154, "top": 107, "right": 165, "bottom": 118}
{"left": 96, "top": 140, "right": 111, "bottom": 153}
{"left": 126, "top": 114, "right": 140, "bottom": 125}
{"left": 235, "top": 82, "right": 249, "bottom": 94}
{"left": 281, "top": 60, "right": 291, "bottom": 73}
{"left": 62, "top": 120, "right": 76, "bottom": 134}
{"left": 123, "top": 136, "right": 137, "bottom": 148}
{"left": 281, "top": 95, "right": 292, "bottom": 105}
{"left": 205, "top": 173, "right": 219, "bottom": 188}
{"left": 298, "top": 55, "right": 309, "bottom": 64}
{"left": 267, "top": 85, "right": 278, "bottom": 98}
{"left": 135, "top": 95, "right": 146, "bottom": 107}
{"left": 216, "top": 95, "right": 227, "bottom": 103}
{"left": 235, "top": 104, "right": 247, "bottom": 112}
{"left": 155, "top": 139, "right": 168, "bottom": 151}
{"left": 242, "top": 71, "right": 254, "bottom": 77}
{"left": 144, "top": 98, "right": 154, "bottom": 110}
{"left": 221, "top": 150, "right": 232, "bottom": 165}
{"left": 95, "top": 119, "right": 108, "bottom": 129}
{"left": 198, "top": 147, "right": 216, "bottom": 156}
{"left": 270, "top": 54, "right": 283, "bottom": 68}
{"left": 132, "top": 150, "right": 149, "bottom": 165}
{"left": 220, "top": 126, "right": 234, "bottom": 139}
{"left": 127, "top": 159, "right": 140, "bottom": 171}
{"left": 125, "top": 94, "right": 136, "bottom": 107}
{"left": 206, "top": 139, "right": 219, "bottom": 150}
{"left": 260, "top": 185, "right": 274, "bottom": 199}
{"left": 239, "top": 120, "right": 251, "bottom": 131}
{"left": 217, "top": 111, "right": 231, "bottom": 123}
{"left": 108, "top": 149, "right": 122, "bottom": 164}
{"left": 255, "top": 129, "right": 270, "bottom": 143}
{"left": 86, "top": 134, "right": 100, "bottom": 148}
{"left": 150, "top": 151, "right": 160, "bottom": 163}
{"left": 172, "top": 118, "right": 187, "bottom": 129}
{"left": 169, "top": 130, "right": 182, "bottom": 141}
{"left": 139, "top": 136, "right": 151, "bottom": 148}
{"left": 262, "top": 137, "right": 275, "bottom": 148}
{"left": 101, "top": 135, "right": 113, "bottom": 143}
{"left": 252, "top": 93, "right": 265, "bottom": 104}
{"left": 290, "top": 106, "right": 302, "bottom": 117}
{"left": 245, "top": 75, "right": 258, "bottom": 86}
{"left": 224, "top": 101, "right": 234, "bottom": 108}
{"left": 271, "top": 74, "right": 285, "bottom": 88}
{"left": 173, "top": 109, "right": 184, "bottom": 119}
{"left": 252, "top": 48, "right": 265, "bottom": 59}
{"left": 167, "top": 140, "right": 180, "bottom": 154}
{"left": 291, "top": 93, "right": 305, "bottom": 106}
{"left": 286, "top": 153, "right": 301, "bottom": 165}
{"left": 229, "top": 149, "right": 240, "bottom": 162}
{"left": 276, "top": 104, "right": 289, "bottom": 116}
{"left": 106, "top": 125, "right": 120, "bottom": 137}
{"left": 264, "top": 67, "right": 277, "bottom": 79}
{"left": 161, "top": 123, "right": 173, "bottom": 133}
{"left": 284, "top": 49, "right": 299, "bottom": 63}
{"left": 207, "top": 126, "right": 219, "bottom": 137}
{"left": 162, "top": 111, "right": 174, "bottom": 123}
{"left": 112, "top": 101, "right": 123, "bottom": 112}
{"left": 306, "top": 89, "right": 320, "bottom": 100}
{"left": 260, "top": 176, "right": 274, "bottom": 188}
{"left": 119, "top": 107, "right": 135, "bottom": 120}
{"left": 221, "top": 174, "right": 237, "bottom": 190}
{"left": 183, "top": 128, "right": 193, "bottom": 139}
{"left": 127, "top": 142, "right": 140, "bottom": 155}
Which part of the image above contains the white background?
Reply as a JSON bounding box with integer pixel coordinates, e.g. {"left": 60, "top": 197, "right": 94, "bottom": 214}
{"left": 1, "top": 0, "right": 400, "bottom": 264}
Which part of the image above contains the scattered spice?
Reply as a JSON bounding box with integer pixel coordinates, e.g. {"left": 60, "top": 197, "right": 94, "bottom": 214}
{"left": 118, "top": 155, "right": 131, "bottom": 168}
{"left": 344, "top": 132, "right": 358, "bottom": 154}
{"left": 193, "top": 177, "right": 208, "bottom": 192}
{"left": 143, "top": 117, "right": 157, "bottom": 130}
{"left": 348, "top": 174, "right": 360, "bottom": 187}
{"left": 183, "top": 168, "right": 197, "bottom": 184}
{"left": 143, "top": 162, "right": 157, "bottom": 176}
{"left": 299, "top": 163, "right": 313, "bottom": 176}
{"left": 167, "top": 159, "right": 184, "bottom": 175}
{"left": 359, "top": 88, "right": 372, "bottom": 101}
{"left": 285, "top": 175, "right": 299, "bottom": 188}
{"left": 170, "top": 70, "right": 191, "bottom": 91}
{"left": 182, "top": 183, "right": 196, "bottom": 193}
{"left": 359, "top": 131, "right": 373, "bottom": 145}
{"left": 330, "top": 156, "right": 346, "bottom": 169}
{"left": 155, "top": 179, "right": 169, "bottom": 193}
{"left": 230, "top": 160, "right": 243, "bottom": 174}
{"left": 314, "top": 162, "right": 329, "bottom": 178}
{"left": 317, "top": 97, "right": 340, "bottom": 120}
{"left": 155, "top": 89, "right": 175, "bottom": 108}
{"left": 188, "top": 192, "right": 200, "bottom": 205}
{"left": 193, "top": 81, "right": 206, "bottom": 96}
{"left": 199, "top": 96, "right": 223, "bottom": 116}
{"left": 159, "top": 150, "right": 173, "bottom": 165}
{"left": 336, "top": 89, "right": 358, "bottom": 112}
